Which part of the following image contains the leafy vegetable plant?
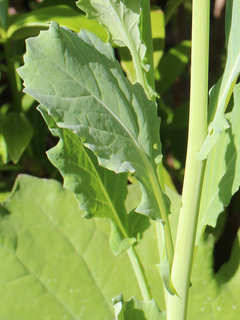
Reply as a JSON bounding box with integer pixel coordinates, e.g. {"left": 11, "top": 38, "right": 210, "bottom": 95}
{"left": 1, "top": 0, "right": 240, "bottom": 319}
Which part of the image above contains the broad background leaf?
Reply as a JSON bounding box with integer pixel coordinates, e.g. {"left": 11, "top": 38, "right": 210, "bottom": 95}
{"left": 1, "top": 174, "right": 238, "bottom": 319}
{"left": 199, "top": 0, "right": 240, "bottom": 159}
{"left": 188, "top": 230, "right": 240, "bottom": 319}
{"left": 0, "top": 175, "right": 165, "bottom": 319}
{"left": 18, "top": 23, "right": 167, "bottom": 223}
{"left": 196, "top": 84, "right": 240, "bottom": 243}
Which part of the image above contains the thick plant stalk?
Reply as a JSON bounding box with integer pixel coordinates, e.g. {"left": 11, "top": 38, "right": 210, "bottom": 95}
{"left": 167, "top": 1, "right": 210, "bottom": 319}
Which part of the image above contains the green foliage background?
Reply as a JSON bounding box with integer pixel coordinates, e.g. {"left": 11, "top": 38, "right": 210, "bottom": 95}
{"left": 1, "top": 0, "right": 240, "bottom": 319}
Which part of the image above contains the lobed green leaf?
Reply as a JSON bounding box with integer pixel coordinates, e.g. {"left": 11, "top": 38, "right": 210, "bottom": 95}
{"left": 18, "top": 22, "right": 168, "bottom": 222}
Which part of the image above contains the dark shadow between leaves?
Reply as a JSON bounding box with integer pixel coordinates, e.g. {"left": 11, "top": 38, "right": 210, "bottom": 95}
{"left": 114, "top": 297, "right": 150, "bottom": 320}
{"left": 214, "top": 231, "right": 239, "bottom": 285}
{"left": 0, "top": 204, "right": 10, "bottom": 217}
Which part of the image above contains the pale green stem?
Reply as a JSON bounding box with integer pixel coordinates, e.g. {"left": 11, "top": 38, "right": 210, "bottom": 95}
{"left": 117, "top": 217, "right": 152, "bottom": 302}
{"left": 155, "top": 221, "right": 169, "bottom": 306}
{"left": 128, "top": 155, "right": 174, "bottom": 302}
{"left": 141, "top": 0, "right": 175, "bottom": 303}
{"left": 144, "top": 159, "right": 174, "bottom": 269}
{"left": 141, "top": 1, "right": 174, "bottom": 263}
{"left": 127, "top": 246, "right": 152, "bottom": 301}
{"left": 167, "top": 1, "right": 210, "bottom": 319}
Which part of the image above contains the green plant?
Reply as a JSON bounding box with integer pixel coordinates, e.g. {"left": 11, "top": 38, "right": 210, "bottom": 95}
{"left": 1, "top": 0, "right": 240, "bottom": 319}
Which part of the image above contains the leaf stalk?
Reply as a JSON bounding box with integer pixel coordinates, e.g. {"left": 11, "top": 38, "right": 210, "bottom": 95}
{"left": 141, "top": 0, "right": 174, "bottom": 297}
{"left": 127, "top": 246, "right": 152, "bottom": 301}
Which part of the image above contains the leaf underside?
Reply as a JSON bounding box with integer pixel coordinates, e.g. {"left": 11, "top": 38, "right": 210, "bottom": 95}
{"left": 18, "top": 22, "right": 168, "bottom": 223}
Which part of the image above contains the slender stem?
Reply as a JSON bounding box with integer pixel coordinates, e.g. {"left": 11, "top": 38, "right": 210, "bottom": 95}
{"left": 127, "top": 246, "right": 152, "bottom": 301}
{"left": 141, "top": 0, "right": 175, "bottom": 304}
{"left": 144, "top": 159, "right": 174, "bottom": 268}
{"left": 3, "top": 39, "right": 22, "bottom": 112}
{"left": 167, "top": 1, "right": 210, "bottom": 320}
{"left": 128, "top": 157, "right": 174, "bottom": 302}
{"left": 155, "top": 221, "right": 168, "bottom": 306}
